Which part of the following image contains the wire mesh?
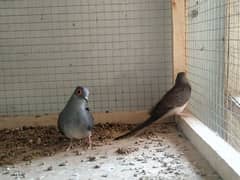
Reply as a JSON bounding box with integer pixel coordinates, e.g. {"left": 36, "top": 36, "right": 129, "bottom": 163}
{"left": 225, "top": 0, "right": 240, "bottom": 152}
{"left": 0, "top": 0, "right": 173, "bottom": 116}
{"left": 186, "top": 0, "right": 240, "bottom": 152}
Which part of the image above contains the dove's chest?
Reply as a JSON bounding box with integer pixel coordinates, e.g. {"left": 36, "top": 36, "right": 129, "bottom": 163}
{"left": 173, "top": 102, "right": 188, "bottom": 115}
{"left": 60, "top": 101, "right": 91, "bottom": 139}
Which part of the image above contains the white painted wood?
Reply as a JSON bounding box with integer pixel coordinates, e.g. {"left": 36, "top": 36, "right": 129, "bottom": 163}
{"left": 177, "top": 114, "right": 240, "bottom": 180}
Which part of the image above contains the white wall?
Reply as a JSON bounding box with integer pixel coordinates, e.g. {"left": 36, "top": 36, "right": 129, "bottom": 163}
{"left": 0, "top": 0, "right": 173, "bottom": 115}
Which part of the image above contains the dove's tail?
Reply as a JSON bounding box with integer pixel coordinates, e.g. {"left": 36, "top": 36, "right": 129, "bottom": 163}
{"left": 114, "top": 114, "right": 160, "bottom": 140}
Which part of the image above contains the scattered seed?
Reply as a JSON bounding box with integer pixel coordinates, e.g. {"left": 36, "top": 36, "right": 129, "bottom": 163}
{"left": 93, "top": 165, "right": 100, "bottom": 169}
{"left": 99, "top": 155, "right": 107, "bottom": 159}
{"left": 59, "top": 161, "right": 68, "bottom": 166}
{"left": 101, "top": 174, "right": 108, "bottom": 178}
{"left": 45, "top": 166, "right": 53, "bottom": 171}
{"left": 88, "top": 156, "right": 96, "bottom": 162}
{"left": 39, "top": 162, "right": 44, "bottom": 166}
{"left": 37, "top": 137, "right": 41, "bottom": 145}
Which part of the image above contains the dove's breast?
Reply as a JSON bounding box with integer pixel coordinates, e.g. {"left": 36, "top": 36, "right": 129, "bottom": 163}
{"left": 58, "top": 105, "right": 92, "bottom": 139}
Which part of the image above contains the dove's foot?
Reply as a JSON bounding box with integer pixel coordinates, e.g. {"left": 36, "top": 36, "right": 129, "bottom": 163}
{"left": 66, "top": 139, "right": 73, "bottom": 152}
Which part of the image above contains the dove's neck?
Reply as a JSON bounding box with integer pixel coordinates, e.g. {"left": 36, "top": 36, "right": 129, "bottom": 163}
{"left": 68, "top": 95, "right": 88, "bottom": 109}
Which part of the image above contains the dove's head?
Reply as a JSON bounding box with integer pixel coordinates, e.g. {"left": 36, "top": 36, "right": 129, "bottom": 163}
{"left": 175, "top": 72, "right": 189, "bottom": 85}
{"left": 74, "top": 86, "right": 90, "bottom": 101}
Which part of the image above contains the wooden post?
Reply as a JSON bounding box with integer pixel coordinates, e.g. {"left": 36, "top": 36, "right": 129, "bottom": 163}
{"left": 171, "top": 0, "right": 186, "bottom": 80}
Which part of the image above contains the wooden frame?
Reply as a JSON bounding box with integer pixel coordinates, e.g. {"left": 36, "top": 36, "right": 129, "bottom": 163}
{"left": 0, "top": 111, "right": 149, "bottom": 130}
{"left": 171, "top": 0, "right": 187, "bottom": 79}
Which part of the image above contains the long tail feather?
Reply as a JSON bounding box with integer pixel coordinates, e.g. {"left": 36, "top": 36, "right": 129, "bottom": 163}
{"left": 114, "top": 114, "right": 159, "bottom": 140}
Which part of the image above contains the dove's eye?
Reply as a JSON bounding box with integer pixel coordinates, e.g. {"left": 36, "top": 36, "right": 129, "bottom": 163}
{"left": 76, "top": 87, "right": 82, "bottom": 96}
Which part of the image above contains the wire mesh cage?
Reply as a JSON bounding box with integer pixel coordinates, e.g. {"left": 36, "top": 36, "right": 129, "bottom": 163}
{"left": 0, "top": 0, "right": 240, "bottom": 154}
{"left": 224, "top": 0, "right": 240, "bottom": 152}
{"left": 186, "top": 0, "right": 240, "bottom": 152}
{"left": 0, "top": 0, "right": 173, "bottom": 116}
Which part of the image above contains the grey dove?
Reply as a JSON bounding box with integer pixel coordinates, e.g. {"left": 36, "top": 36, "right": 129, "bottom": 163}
{"left": 115, "top": 72, "right": 191, "bottom": 140}
{"left": 58, "top": 86, "right": 94, "bottom": 150}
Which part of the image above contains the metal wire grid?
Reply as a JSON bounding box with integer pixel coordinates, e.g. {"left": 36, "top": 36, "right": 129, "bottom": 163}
{"left": 224, "top": 0, "right": 240, "bottom": 152}
{"left": 0, "top": 0, "right": 173, "bottom": 116}
{"left": 186, "top": 0, "right": 240, "bottom": 151}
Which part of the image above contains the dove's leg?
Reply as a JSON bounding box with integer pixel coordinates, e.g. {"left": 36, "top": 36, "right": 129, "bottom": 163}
{"left": 66, "top": 139, "right": 73, "bottom": 151}
{"left": 79, "top": 139, "right": 83, "bottom": 145}
{"left": 88, "top": 133, "right": 92, "bottom": 149}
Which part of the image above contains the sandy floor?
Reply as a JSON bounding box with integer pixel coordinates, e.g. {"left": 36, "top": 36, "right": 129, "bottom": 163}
{"left": 0, "top": 122, "right": 222, "bottom": 180}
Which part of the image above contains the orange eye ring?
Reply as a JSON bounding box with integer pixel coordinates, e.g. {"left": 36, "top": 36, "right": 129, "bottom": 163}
{"left": 76, "top": 88, "right": 82, "bottom": 96}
